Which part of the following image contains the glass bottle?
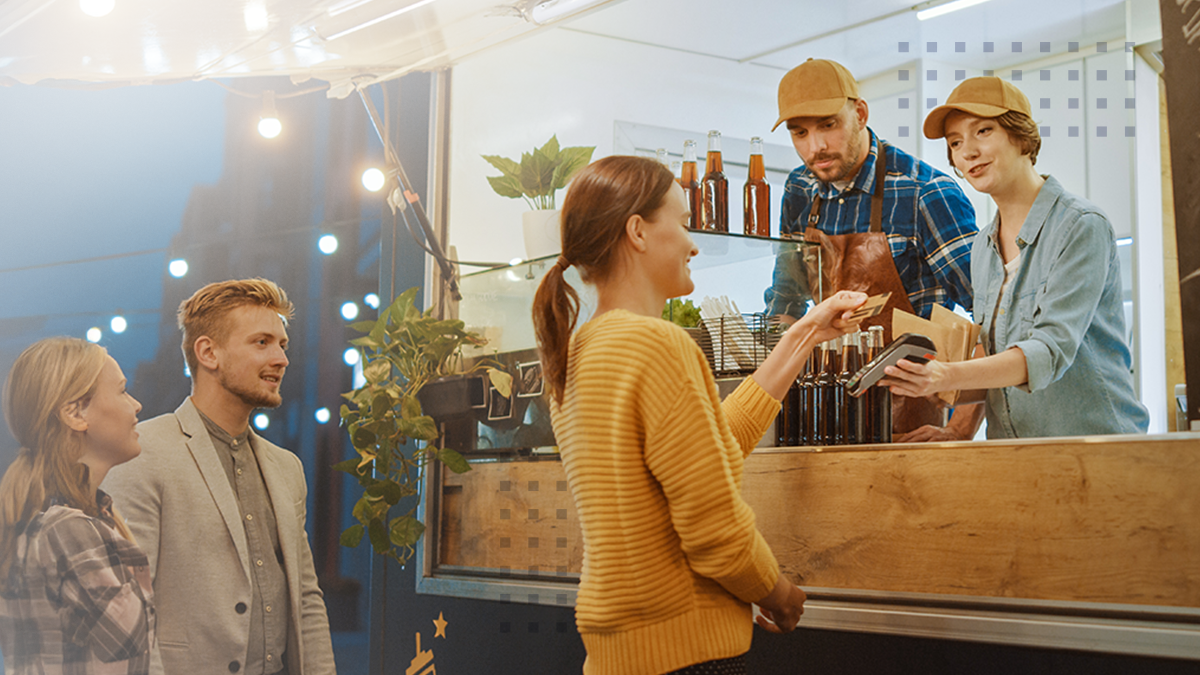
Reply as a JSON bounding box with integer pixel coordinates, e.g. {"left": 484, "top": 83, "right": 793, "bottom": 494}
{"left": 815, "top": 338, "right": 841, "bottom": 445}
{"left": 799, "top": 347, "right": 819, "bottom": 445}
{"left": 858, "top": 330, "right": 876, "bottom": 443}
{"left": 837, "top": 331, "right": 865, "bottom": 444}
{"left": 680, "top": 140, "right": 701, "bottom": 230}
{"left": 655, "top": 147, "right": 669, "bottom": 167}
{"left": 744, "top": 136, "right": 770, "bottom": 236}
{"left": 870, "top": 326, "right": 892, "bottom": 443}
{"left": 700, "top": 130, "right": 728, "bottom": 232}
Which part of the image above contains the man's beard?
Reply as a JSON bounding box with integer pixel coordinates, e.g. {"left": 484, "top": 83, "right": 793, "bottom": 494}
{"left": 220, "top": 371, "right": 283, "bottom": 409}
{"left": 811, "top": 120, "right": 866, "bottom": 183}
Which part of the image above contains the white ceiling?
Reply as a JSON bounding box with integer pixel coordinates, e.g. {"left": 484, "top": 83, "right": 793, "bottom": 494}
{"left": 0, "top": 0, "right": 1127, "bottom": 91}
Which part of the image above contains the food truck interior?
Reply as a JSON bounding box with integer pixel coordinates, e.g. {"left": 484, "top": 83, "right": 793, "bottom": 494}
{"left": 1, "top": 0, "right": 1197, "bottom": 672}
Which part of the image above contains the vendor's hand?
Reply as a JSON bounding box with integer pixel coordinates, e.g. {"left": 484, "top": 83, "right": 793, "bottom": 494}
{"left": 880, "top": 358, "right": 953, "bottom": 399}
{"left": 896, "top": 424, "right": 969, "bottom": 443}
{"left": 754, "top": 576, "right": 807, "bottom": 634}
{"left": 789, "top": 291, "right": 868, "bottom": 345}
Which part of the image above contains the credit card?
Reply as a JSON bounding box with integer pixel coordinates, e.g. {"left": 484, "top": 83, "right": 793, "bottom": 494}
{"left": 846, "top": 291, "right": 891, "bottom": 323}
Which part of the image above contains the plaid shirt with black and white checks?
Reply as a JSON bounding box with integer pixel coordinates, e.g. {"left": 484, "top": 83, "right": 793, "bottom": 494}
{"left": 0, "top": 491, "right": 155, "bottom": 675}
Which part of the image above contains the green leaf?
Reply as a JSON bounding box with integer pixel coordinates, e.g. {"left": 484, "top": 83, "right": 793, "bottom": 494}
{"left": 520, "top": 149, "right": 557, "bottom": 199}
{"left": 552, "top": 145, "right": 596, "bottom": 190}
{"left": 400, "top": 394, "right": 422, "bottom": 420}
{"left": 364, "top": 359, "right": 390, "bottom": 384}
{"left": 480, "top": 154, "right": 521, "bottom": 177}
{"left": 389, "top": 516, "right": 426, "bottom": 548}
{"left": 486, "top": 174, "right": 526, "bottom": 200}
{"left": 332, "top": 458, "right": 366, "bottom": 476}
{"left": 349, "top": 320, "right": 378, "bottom": 334}
{"left": 352, "top": 426, "right": 377, "bottom": 449}
{"left": 536, "top": 134, "right": 560, "bottom": 162}
{"left": 488, "top": 368, "right": 513, "bottom": 399}
{"left": 366, "top": 481, "right": 404, "bottom": 505}
{"left": 368, "top": 518, "right": 390, "bottom": 553}
{"left": 340, "top": 524, "right": 364, "bottom": 548}
{"left": 438, "top": 447, "right": 471, "bottom": 474}
{"left": 400, "top": 415, "right": 438, "bottom": 442}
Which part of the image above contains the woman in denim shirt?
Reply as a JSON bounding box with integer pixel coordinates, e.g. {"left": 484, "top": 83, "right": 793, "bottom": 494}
{"left": 882, "top": 77, "right": 1148, "bottom": 439}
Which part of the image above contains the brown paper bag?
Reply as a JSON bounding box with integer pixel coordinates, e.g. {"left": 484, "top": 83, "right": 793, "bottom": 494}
{"left": 892, "top": 307, "right": 981, "bottom": 405}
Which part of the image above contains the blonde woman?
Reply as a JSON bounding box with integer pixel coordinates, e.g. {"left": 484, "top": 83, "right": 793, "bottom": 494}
{"left": 0, "top": 337, "right": 154, "bottom": 674}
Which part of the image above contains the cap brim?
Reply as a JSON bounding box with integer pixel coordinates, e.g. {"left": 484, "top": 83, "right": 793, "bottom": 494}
{"left": 923, "top": 102, "right": 1011, "bottom": 139}
{"left": 772, "top": 96, "right": 851, "bottom": 131}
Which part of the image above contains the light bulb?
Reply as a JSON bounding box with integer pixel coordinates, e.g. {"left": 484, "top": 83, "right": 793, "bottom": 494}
{"left": 110, "top": 316, "right": 127, "bottom": 333}
{"left": 258, "top": 117, "right": 282, "bottom": 139}
{"left": 315, "top": 407, "right": 331, "bottom": 424}
{"left": 343, "top": 348, "right": 360, "bottom": 366}
{"left": 341, "top": 302, "right": 360, "bottom": 320}
{"left": 168, "top": 258, "right": 188, "bottom": 278}
{"left": 86, "top": 327, "right": 102, "bottom": 343}
{"left": 79, "top": 0, "right": 115, "bottom": 18}
{"left": 253, "top": 413, "right": 270, "bottom": 430}
{"left": 364, "top": 293, "right": 380, "bottom": 309}
{"left": 318, "top": 234, "right": 339, "bottom": 255}
{"left": 362, "top": 168, "right": 386, "bottom": 192}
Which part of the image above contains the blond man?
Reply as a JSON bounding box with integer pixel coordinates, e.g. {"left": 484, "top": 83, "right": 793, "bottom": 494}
{"left": 104, "top": 278, "right": 335, "bottom": 675}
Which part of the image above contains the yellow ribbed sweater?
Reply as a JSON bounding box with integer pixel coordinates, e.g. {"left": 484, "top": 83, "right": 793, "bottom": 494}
{"left": 551, "top": 309, "right": 782, "bottom": 675}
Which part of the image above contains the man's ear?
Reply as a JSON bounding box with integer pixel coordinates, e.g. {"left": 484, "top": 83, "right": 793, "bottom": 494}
{"left": 854, "top": 98, "right": 869, "bottom": 126}
{"left": 59, "top": 400, "right": 88, "bottom": 432}
{"left": 193, "top": 336, "right": 220, "bottom": 372}
{"left": 624, "top": 213, "right": 650, "bottom": 254}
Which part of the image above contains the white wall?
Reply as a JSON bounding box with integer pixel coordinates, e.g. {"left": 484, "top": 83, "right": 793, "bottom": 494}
{"left": 447, "top": 28, "right": 786, "bottom": 265}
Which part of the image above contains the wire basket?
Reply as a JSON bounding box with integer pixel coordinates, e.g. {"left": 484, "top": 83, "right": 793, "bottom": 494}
{"left": 689, "top": 313, "right": 783, "bottom": 376}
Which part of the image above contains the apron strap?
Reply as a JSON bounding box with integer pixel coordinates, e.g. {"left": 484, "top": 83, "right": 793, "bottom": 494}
{"left": 869, "top": 142, "right": 888, "bottom": 234}
{"left": 807, "top": 194, "right": 822, "bottom": 227}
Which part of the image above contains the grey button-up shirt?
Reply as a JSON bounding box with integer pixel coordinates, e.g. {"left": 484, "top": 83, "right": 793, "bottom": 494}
{"left": 972, "top": 175, "right": 1149, "bottom": 438}
{"left": 199, "top": 411, "right": 291, "bottom": 675}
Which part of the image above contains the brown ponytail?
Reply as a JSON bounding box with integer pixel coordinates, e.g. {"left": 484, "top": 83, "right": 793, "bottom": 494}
{"left": 532, "top": 156, "right": 676, "bottom": 404}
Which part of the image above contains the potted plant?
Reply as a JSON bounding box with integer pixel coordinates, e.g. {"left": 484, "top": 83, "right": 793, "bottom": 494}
{"left": 335, "top": 287, "right": 511, "bottom": 566}
{"left": 482, "top": 134, "right": 594, "bottom": 259}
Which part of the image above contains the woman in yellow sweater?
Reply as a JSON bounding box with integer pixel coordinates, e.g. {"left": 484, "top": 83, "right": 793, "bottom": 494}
{"left": 533, "top": 155, "right": 866, "bottom": 675}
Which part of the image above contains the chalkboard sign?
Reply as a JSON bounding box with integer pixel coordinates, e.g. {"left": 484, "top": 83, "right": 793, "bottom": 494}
{"left": 1160, "top": 0, "right": 1200, "bottom": 427}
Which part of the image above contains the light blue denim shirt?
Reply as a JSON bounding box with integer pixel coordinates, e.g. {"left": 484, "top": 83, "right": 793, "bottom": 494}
{"left": 973, "top": 175, "right": 1149, "bottom": 438}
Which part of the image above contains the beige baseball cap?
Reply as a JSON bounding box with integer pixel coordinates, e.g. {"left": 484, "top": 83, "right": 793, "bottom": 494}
{"left": 923, "top": 76, "right": 1033, "bottom": 139}
{"left": 772, "top": 58, "right": 860, "bottom": 131}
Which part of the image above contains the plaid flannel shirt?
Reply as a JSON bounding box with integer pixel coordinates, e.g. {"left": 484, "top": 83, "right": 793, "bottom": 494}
{"left": 0, "top": 491, "right": 155, "bottom": 675}
{"left": 765, "top": 129, "right": 977, "bottom": 319}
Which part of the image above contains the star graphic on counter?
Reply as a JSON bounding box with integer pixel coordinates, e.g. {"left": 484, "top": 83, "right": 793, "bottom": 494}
{"left": 433, "top": 611, "right": 448, "bottom": 638}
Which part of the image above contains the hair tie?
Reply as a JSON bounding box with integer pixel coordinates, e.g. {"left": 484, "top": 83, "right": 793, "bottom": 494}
{"left": 555, "top": 256, "right": 571, "bottom": 271}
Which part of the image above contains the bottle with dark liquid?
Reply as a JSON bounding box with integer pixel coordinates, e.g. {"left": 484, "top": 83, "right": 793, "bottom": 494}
{"left": 858, "top": 330, "right": 876, "bottom": 443}
{"left": 680, "top": 140, "right": 701, "bottom": 230}
{"left": 799, "top": 347, "right": 819, "bottom": 445}
{"left": 837, "top": 331, "right": 865, "bottom": 444}
{"left": 870, "top": 326, "right": 892, "bottom": 443}
{"left": 700, "top": 130, "right": 728, "bottom": 232}
{"left": 783, "top": 378, "right": 801, "bottom": 446}
{"left": 744, "top": 136, "right": 770, "bottom": 236}
{"left": 815, "top": 338, "right": 841, "bottom": 445}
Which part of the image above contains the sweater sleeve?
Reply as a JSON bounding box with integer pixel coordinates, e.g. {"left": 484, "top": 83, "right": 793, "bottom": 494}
{"left": 722, "top": 378, "right": 781, "bottom": 459}
{"left": 641, "top": 338, "right": 781, "bottom": 604}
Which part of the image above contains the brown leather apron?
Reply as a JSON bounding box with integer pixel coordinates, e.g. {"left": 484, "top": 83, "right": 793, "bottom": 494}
{"left": 802, "top": 144, "right": 944, "bottom": 435}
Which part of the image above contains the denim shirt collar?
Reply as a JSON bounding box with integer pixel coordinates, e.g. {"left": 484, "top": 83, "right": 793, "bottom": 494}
{"left": 812, "top": 129, "right": 880, "bottom": 200}
{"left": 986, "top": 174, "right": 1063, "bottom": 254}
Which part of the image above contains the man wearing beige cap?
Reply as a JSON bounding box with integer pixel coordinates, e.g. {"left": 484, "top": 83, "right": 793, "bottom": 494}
{"left": 764, "top": 58, "right": 980, "bottom": 437}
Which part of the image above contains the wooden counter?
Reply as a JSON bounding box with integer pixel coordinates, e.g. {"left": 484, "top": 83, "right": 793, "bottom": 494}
{"left": 421, "top": 433, "right": 1200, "bottom": 658}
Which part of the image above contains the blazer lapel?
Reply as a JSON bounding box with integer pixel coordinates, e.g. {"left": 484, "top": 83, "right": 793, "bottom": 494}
{"left": 176, "top": 398, "right": 252, "bottom": 579}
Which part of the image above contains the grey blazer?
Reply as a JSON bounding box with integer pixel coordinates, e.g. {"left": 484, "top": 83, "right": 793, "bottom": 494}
{"left": 103, "top": 398, "right": 336, "bottom": 675}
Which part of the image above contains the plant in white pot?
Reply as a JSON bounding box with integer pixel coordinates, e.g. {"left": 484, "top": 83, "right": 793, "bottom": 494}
{"left": 482, "top": 135, "right": 594, "bottom": 260}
